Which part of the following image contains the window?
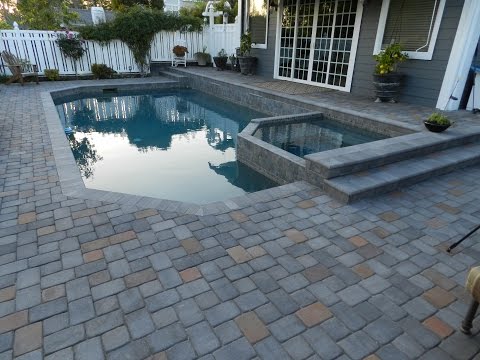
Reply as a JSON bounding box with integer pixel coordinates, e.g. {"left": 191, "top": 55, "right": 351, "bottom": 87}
{"left": 248, "top": 0, "right": 269, "bottom": 48}
{"left": 373, "top": 0, "right": 446, "bottom": 60}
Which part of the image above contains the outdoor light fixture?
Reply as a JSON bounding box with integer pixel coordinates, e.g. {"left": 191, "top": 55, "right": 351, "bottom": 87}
{"left": 269, "top": 0, "right": 278, "bottom": 11}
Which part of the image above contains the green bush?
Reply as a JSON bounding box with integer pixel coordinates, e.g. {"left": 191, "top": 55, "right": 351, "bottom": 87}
{"left": 240, "top": 32, "right": 252, "bottom": 56}
{"left": 0, "top": 75, "right": 10, "bottom": 83}
{"left": 374, "top": 43, "right": 408, "bottom": 75}
{"left": 80, "top": 6, "right": 203, "bottom": 74}
{"left": 427, "top": 113, "right": 451, "bottom": 126}
{"left": 91, "top": 64, "right": 116, "bottom": 79}
{"left": 44, "top": 69, "right": 60, "bottom": 81}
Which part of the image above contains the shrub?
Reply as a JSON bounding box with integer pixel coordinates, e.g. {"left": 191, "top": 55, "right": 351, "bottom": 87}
{"left": 80, "top": 6, "right": 203, "bottom": 75}
{"left": 91, "top": 64, "right": 116, "bottom": 79}
{"left": 44, "top": 69, "right": 60, "bottom": 81}
{"left": 56, "top": 32, "right": 86, "bottom": 61}
{"left": 0, "top": 75, "right": 10, "bottom": 83}
{"left": 374, "top": 43, "right": 408, "bottom": 75}
{"left": 217, "top": 49, "right": 227, "bottom": 58}
{"left": 427, "top": 113, "right": 451, "bottom": 126}
{"left": 240, "top": 32, "right": 252, "bottom": 56}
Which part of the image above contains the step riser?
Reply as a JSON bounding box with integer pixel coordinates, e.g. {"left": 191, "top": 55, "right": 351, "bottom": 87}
{"left": 324, "top": 154, "right": 480, "bottom": 203}
{"left": 309, "top": 132, "right": 480, "bottom": 180}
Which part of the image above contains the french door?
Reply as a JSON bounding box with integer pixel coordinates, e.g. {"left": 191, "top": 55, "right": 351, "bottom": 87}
{"left": 275, "top": 0, "right": 363, "bottom": 91}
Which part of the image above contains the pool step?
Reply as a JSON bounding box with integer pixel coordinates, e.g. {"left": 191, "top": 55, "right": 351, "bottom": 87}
{"left": 159, "top": 70, "right": 188, "bottom": 84}
{"left": 305, "top": 126, "right": 480, "bottom": 180}
{"left": 323, "top": 142, "right": 480, "bottom": 203}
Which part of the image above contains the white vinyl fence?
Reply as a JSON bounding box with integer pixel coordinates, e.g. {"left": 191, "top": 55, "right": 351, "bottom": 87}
{"left": 0, "top": 22, "right": 240, "bottom": 76}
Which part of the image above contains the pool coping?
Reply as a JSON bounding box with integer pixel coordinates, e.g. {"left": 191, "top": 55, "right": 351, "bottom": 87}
{"left": 41, "top": 78, "right": 315, "bottom": 216}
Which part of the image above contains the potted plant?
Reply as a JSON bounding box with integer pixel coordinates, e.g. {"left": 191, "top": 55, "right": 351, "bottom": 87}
{"left": 373, "top": 43, "right": 408, "bottom": 103}
{"left": 195, "top": 46, "right": 211, "bottom": 66}
{"left": 238, "top": 32, "right": 257, "bottom": 75}
{"left": 173, "top": 45, "right": 188, "bottom": 57}
{"left": 424, "top": 113, "right": 452, "bottom": 132}
{"left": 229, "top": 54, "right": 238, "bottom": 71}
{"left": 213, "top": 49, "right": 228, "bottom": 70}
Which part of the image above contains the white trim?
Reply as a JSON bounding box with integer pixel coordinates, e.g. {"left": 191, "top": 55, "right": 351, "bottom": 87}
{"left": 373, "top": 0, "right": 446, "bottom": 61}
{"left": 306, "top": 3, "right": 320, "bottom": 82}
{"left": 273, "top": 2, "right": 282, "bottom": 78}
{"left": 345, "top": 0, "right": 364, "bottom": 92}
{"left": 436, "top": 0, "right": 480, "bottom": 110}
{"left": 273, "top": 0, "right": 364, "bottom": 92}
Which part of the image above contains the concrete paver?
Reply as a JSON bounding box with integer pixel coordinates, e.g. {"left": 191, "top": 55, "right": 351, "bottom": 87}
{"left": 0, "top": 77, "right": 480, "bottom": 359}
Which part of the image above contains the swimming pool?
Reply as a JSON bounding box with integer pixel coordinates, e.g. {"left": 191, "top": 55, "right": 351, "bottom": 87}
{"left": 55, "top": 89, "right": 277, "bottom": 204}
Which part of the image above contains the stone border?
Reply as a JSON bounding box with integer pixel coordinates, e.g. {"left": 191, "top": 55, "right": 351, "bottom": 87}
{"left": 41, "top": 78, "right": 313, "bottom": 216}
{"left": 236, "top": 110, "right": 415, "bottom": 186}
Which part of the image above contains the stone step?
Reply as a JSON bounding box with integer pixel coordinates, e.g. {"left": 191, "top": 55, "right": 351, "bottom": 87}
{"left": 305, "top": 127, "right": 480, "bottom": 180}
{"left": 158, "top": 70, "right": 188, "bottom": 83}
{"left": 323, "top": 142, "right": 480, "bottom": 203}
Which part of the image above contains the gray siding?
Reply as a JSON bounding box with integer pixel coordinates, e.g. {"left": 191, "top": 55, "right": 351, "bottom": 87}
{"left": 351, "top": 0, "right": 464, "bottom": 107}
{"left": 252, "top": 0, "right": 464, "bottom": 107}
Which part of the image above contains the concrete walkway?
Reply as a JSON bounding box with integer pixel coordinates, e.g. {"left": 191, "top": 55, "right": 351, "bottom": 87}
{"left": 0, "top": 78, "right": 480, "bottom": 359}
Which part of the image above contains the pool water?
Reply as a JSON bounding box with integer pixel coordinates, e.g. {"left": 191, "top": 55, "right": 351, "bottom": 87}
{"left": 56, "top": 89, "right": 277, "bottom": 204}
{"left": 254, "top": 118, "right": 387, "bottom": 157}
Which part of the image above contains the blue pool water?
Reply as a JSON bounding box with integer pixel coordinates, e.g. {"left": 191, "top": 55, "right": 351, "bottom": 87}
{"left": 55, "top": 89, "right": 277, "bottom": 204}
{"left": 254, "top": 118, "right": 387, "bottom": 157}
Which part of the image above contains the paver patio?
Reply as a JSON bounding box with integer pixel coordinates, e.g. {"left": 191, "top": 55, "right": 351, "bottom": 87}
{"left": 1, "top": 76, "right": 480, "bottom": 359}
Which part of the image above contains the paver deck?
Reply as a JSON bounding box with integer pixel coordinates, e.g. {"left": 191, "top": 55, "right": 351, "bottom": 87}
{"left": 1, "top": 76, "right": 480, "bottom": 360}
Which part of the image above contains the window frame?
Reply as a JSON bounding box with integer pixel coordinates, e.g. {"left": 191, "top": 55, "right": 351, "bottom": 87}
{"left": 373, "top": 0, "right": 446, "bottom": 60}
{"left": 246, "top": 0, "right": 269, "bottom": 49}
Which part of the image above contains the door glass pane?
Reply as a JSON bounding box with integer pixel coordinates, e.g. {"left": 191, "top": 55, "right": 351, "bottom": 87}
{"left": 278, "top": 0, "right": 358, "bottom": 89}
{"left": 327, "top": 0, "right": 356, "bottom": 87}
{"left": 278, "top": 0, "right": 297, "bottom": 78}
{"left": 293, "top": 0, "right": 315, "bottom": 81}
{"left": 311, "top": 0, "right": 335, "bottom": 84}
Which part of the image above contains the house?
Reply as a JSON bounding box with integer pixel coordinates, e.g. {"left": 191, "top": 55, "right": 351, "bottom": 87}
{"left": 70, "top": 7, "right": 115, "bottom": 26}
{"left": 239, "top": 0, "right": 480, "bottom": 110}
{"left": 164, "top": 0, "right": 202, "bottom": 12}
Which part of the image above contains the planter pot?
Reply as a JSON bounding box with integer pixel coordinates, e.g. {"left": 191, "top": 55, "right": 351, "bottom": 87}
{"left": 424, "top": 121, "right": 451, "bottom": 133}
{"left": 213, "top": 56, "right": 228, "bottom": 71}
{"left": 238, "top": 56, "right": 257, "bottom": 75}
{"left": 373, "top": 72, "right": 403, "bottom": 103}
{"left": 196, "top": 54, "right": 210, "bottom": 66}
{"left": 173, "top": 51, "right": 187, "bottom": 57}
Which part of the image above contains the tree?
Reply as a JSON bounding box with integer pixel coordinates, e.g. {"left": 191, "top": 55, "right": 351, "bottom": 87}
{"left": 81, "top": 0, "right": 113, "bottom": 10}
{"left": 16, "top": 0, "right": 78, "bottom": 30}
{"left": 111, "top": 0, "right": 164, "bottom": 11}
{"left": 179, "top": 1, "right": 206, "bottom": 18}
{"left": 179, "top": 0, "right": 238, "bottom": 24}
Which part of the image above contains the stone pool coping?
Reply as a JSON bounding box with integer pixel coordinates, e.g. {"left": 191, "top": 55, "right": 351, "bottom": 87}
{"left": 41, "top": 78, "right": 313, "bottom": 216}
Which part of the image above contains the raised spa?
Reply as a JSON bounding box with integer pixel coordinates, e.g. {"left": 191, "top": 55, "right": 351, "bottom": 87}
{"left": 253, "top": 116, "right": 387, "bottom": 157}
